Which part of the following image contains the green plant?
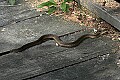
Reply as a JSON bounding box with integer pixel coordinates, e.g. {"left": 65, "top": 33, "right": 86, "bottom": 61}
{"left": 37, "top": 0, "right": 57, "bottom": 14}
{"left": 37, "top": 0, "right": 73, "bottom": 14}
{"left": 60, "top": 0, "right": 73, "bottom": 12}
{"left": 7, "top": 0, "right": 16, "bottom": 5}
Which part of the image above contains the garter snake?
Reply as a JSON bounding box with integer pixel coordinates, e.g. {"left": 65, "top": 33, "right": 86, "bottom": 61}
{"left": 0, "top": 30, "right": 106, "bottom": 56}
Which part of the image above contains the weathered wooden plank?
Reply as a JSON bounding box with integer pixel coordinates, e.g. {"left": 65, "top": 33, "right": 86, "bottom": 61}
{"left": 0, "top": 31, "right": 118, "bottom": 80}
{"left": 0, "top": 12, "right": 119, "bottom": 79}
{"left": 0, "top": 10, "right": 87, "bottom": 80}
{"left": 0, "top": 0, "right": 39, "bottom": 27}
{"left": 0, "top": 12, "right": 82, "bottom": 52}
{"left": 29, "top": 51, "right": 120, "bottom": 80}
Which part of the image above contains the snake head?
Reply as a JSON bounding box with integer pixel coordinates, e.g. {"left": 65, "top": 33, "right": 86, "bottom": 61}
{"left": 95, "top": 29, "right": 108, "bottom": 37}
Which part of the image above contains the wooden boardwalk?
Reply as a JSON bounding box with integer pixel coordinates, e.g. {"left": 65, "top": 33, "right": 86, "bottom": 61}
{"left": 0, "top": 1, "right": 120, "bottom": 80}
{"left": 79, "top": 0, "right": 120, "bottom": 30}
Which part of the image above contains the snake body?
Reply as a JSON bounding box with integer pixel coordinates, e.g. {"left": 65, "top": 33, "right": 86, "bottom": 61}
{"left": 0, "top": 32, "right": 103, "bottom": 56}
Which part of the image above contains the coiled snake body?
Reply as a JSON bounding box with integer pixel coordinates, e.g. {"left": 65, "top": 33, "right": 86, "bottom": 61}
{"left": 0, "top": 31, "right": 104, "bottom": 56}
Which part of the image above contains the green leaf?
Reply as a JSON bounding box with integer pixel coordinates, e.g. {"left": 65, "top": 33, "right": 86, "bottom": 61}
{"left": 47, "top": 6, "right": 56, "bottom": 14}
{"left": 64, "top": 0, "right": 67, "bottom": 2}
{"left": 60, "top": 2, "right": 66, "bottom": 12}
{"left": 49, "top": 0, "right": 55, "bottom": 3}
{"left": 66, "top": 4, "right": 70, "bottom": 12}
{"left": 8, "top": 0, "right": 16, "bottom": 5}
{"left": 37, "top": 1, "right": 56, "bottom": 8}
{"left": 60, "top": 2, "right": 69, "bottom": 12}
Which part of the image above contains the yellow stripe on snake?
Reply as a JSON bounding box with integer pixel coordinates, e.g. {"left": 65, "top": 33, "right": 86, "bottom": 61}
{"left": 0, "top": 31, "right": 106, "bottom": 56}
